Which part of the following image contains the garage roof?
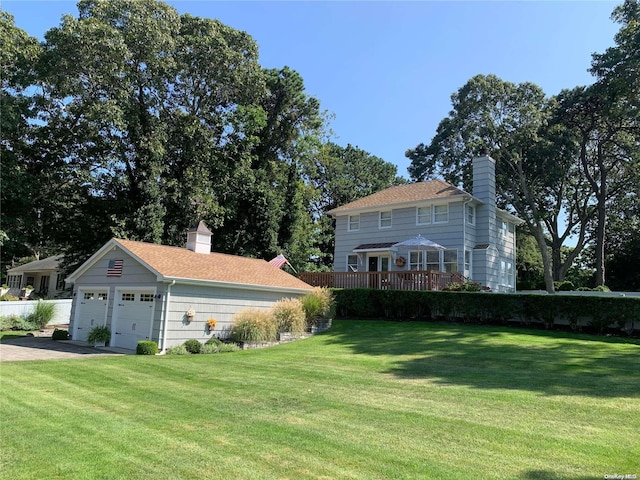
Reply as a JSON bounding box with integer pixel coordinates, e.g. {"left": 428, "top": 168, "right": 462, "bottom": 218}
{"left": 67, "top": 239, "right": 313, "bottom": 292}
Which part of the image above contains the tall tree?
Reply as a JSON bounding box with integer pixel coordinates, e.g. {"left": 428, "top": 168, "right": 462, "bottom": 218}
{"left": 0, "top": 12, "right": 47, "bottom": 270}
{"left": 306, "top": 142, "right": 406, "bottom": 268}
{"left": 406, "top": 74, "right": 589, "bottom": 292}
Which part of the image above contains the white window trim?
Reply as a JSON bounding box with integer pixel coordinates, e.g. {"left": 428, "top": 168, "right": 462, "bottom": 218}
{"left": 348, "top": 214, "right": 360, "bottom": 232}
{"left": 433, "top": 204, "right": 449, "bottom": 224}
{"left": 347, "top": 254, "right": 358, "bottom": 272}
{"left": 467, "top": 205, "right": 476, "bottom": 226}
{"left": 379, "top": 211, "right": 392, "bottom": 229}
{"left": 416, "top": 206, "right": 432, "bottom": 226}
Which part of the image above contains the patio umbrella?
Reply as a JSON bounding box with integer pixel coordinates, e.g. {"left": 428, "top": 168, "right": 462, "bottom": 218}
{"left": 392, "top": 235, "right": 445, "bottom": 250}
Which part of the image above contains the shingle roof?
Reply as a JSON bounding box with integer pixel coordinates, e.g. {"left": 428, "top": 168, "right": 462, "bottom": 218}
{"left": 327, "top": 180, "right": 469, "bottom": 215}
{"left": 114, "top": 239, "right": 312, "bottom": 291}
{"left": 8, "top": 255, "right": 63, "bottom": 273}
{"left": 353, "top": 242, "right": 398, "bottom": 250}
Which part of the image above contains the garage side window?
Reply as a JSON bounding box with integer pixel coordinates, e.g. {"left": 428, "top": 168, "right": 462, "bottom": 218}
{"left": 122, "top": 293, "right": 135, "bottom": 301}
{"left": 140, "top": 294, "right": 154, "bottom": 302}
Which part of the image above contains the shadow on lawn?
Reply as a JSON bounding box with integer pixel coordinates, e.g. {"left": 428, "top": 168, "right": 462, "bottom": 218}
{"left": 324, "top": 320, "right": 640, "bottom": 398}
{"left": 520, "top": 470, "right": 601, "bottom": 480}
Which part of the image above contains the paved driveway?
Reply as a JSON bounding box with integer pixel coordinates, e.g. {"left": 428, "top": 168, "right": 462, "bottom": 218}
{"left": 0, "top": 336, "right": 132, "bottom": 361}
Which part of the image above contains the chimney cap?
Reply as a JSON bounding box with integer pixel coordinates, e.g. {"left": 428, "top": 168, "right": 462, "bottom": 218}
{"left": 478, "top": 146, "right": 489, "bottom": 156}
{"left": 188, "top": 221, "right": 212, "bottom": 235}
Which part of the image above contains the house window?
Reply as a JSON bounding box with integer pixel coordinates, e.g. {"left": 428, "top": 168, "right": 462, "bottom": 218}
{"left": 55, "top": 274, "right": 65, "bottom": 291}
{"left": 500, "top": 260, "right": 514, "bottom": 288}
{"left": 7, "top": 275, "right": 21, "bottom": 288}
{"left": 416, "top": 206, "right": 431, "bottom": 225}
{"left": 499, "top": 220, "right": 508, "bottom": 237}
{"left": 467, "top": 205, "right": 476, "bottom": 225}
{"left": 433, "top": 204, "right": 449, "bottom": 223}
{"left": 347, "top": 254, "right": 358, "bottom": 272}
{"left": 426, "top": 251, "right": 440, "bottom": 271}
{"left": 348, "top": 214, "right": 360, "bottom": 232}
{"left": 39, "top": 276, "right": 49, "bottom": 293}
{"left": 379, "top": 211, "right": 392, "bottom": 228}
{"left": 409, "top": 251, "right": 423, "bottom": 270}
{"left": 443, "top": 250, "right": 458, "bottom": 273}
{"left": 121, "top": 293, "right": 135, "bottom": 301}
{"left": 464, "top": 250, "right": 472, "bottom": 278}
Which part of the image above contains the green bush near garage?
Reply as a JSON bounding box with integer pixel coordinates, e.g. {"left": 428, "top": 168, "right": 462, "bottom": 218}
{"left": 136, "top": 340, "right": 158, "bottom": 355}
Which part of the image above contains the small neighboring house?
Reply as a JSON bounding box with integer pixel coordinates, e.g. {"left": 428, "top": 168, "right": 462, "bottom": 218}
{"left": 5, "top": 255, "right": 69, "bottom": 298}
{"left": 326, "top": 155, "right": 523, "bottom": 293}
{"left": 65, "top": 222, "right": 312, "bottom": 351}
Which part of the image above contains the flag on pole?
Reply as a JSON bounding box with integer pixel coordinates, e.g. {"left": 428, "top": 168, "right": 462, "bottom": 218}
{"left": 268, "top": 254, "right": 297, "bottom": 273}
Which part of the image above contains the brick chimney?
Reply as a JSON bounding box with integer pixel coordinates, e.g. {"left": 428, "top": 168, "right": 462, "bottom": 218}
{"left": 186, "top": 221, "right": 212, "bottom": 254}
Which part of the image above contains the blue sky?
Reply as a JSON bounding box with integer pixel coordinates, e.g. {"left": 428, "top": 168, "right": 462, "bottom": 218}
{"left": 2, "top": 1, "right": 620, "bottom": 178}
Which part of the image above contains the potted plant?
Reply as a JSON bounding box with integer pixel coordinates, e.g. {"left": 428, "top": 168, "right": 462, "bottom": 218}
{"left": 23, "top": 285, "right": 34, "bottom": 297}
{"left": 0, "top": 284, "right": 9, "bottom": 296}
{"left": 207, "top": 318, "right": 217, "bottom": 332}
{"left": 186, "top": 308, "right": 195, "bottom": 323}
{"left": 87, "top": 325, "right": 111, "bottom": 347}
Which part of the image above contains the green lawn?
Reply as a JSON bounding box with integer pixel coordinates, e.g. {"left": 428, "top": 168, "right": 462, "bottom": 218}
{"left": 1, "top": 321, "right": 638, "bottom": 480}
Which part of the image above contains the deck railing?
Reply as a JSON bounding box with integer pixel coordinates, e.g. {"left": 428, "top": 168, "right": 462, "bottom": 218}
{"left": 298, "top": 270, "right": 465, "bottom": 291}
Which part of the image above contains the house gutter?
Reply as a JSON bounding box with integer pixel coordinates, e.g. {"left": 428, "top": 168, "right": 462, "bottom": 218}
{"left": 160, "top": 280, "right": 175, "bottom": 353}
{"left": 463, "top": 197, "right": 472, "bottom": 280}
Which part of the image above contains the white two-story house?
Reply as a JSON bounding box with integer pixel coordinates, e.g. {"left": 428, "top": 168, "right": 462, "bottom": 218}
{"left": 326, "top": 155, "right": 522, "bottom": 293}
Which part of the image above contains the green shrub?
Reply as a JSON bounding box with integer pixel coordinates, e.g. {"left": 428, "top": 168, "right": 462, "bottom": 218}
{"left": 229, "top": 308, "right": 277, "bottom": 343}
{"left": 0, "top": 315, "right": 15, "bottom": 330}
{"left": 300, "top": 288, "right": 335, "bottom": 325}
{"left": 218, "top": 343, "right": 239, "bottom": 353}
{"left": 183, "top": 339, "right": 202, "bottom": 354}
{"left": 136, "top": 340, "right": 158, "bottom": 355}
{"left": 166, "top": 345, "right": 189, "bottom": 355}
{"left": 593, "top": 285, "right": 611, "bottom": 292}
{"left": 272, "top": 298, "right": 306, "bottom": 334}
{"left": 11, "top": 316, "right": 38, "bottom": 331}
{"left": 200, "top": 343, "right": 219, "bottom": 354}
{"left": 554, "top": 281, "right": 575, "bottom": 292}
{"left": 87, "top": 325, "right": 110, "bottom": 344}
{"left": 205, "top": 337, "right": 223, "bottom": 346}
{"left": 0, "top": 293, "right": 19, "bottom": 301}
{"left": 26, "top": 300, "right": 57, "bottom": 329}
{"left": 444, "top": 280, "right": 483, "bottom": 292}
{"left": 576, "top": 287, "right": 592, "bottom": 291}
{"left": 51, "top": 328, "right": 69, "bottom": 340}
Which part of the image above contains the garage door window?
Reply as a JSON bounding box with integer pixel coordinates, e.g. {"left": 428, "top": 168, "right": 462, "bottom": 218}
{"left": 140, "top": 294, "right": 154, "bottom": 302}
{"left": 98, "top": 292, "right": 108, "bottom": 300}
{"left": 84, "top": 292, "right": 95, "bottom": 300}
{"left": 122, "top": 293, "right": 135, "bottom": 301}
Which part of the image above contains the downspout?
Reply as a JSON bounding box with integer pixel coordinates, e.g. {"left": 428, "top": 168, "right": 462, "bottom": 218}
{"left": 462, "top": 198, "right": 471, "bottom": 281}
{"left": 160, "top": 280, "right": 175, "bottom": 352}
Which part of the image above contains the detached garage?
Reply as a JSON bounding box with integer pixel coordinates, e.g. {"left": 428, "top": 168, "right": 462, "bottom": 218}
{"left": 66, "top": 223, "right": 312, "bottom": 351}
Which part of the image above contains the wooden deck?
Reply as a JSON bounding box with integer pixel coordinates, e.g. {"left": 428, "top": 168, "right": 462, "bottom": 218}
{"left": 298, "top": 270, "right": 465, "bottom": 291}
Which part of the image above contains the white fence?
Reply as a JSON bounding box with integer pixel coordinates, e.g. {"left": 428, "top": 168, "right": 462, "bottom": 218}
{"left": 0, "top": 299, "right": 72, "bottom": 325}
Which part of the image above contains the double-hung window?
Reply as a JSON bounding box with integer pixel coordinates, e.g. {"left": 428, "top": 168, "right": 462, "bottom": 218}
{"left": 433, "top": 204, "right": 449, "bottom": 223}
{"left": 466, "top": 205, "right": 476, "bottom": 225}
{"left": 347, "top": 254, "right": 358, "bottom": 272}
{"left": 443, "top": 250, "right": 458, "bottom": 273}
{"left": 426, "top": 251, "right": 440, "bottom": 271}
{"left": 417, "top": 206, "right": 431, "bottom": 225}
{"left": 409, "top": 251, "right": 423, "bottom": 270}
{"left": 379, "top": 211, "right": 392, "bottom": 228}
{"left": 348, "top": 214, "right": 360, "bottom": 232}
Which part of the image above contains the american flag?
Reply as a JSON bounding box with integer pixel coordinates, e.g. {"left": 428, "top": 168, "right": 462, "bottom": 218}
{"left": 268, "top": 254, "right": 297, "bottom": 273}
{"left": 107, "top": 259, "right": 124, "bottom": 277}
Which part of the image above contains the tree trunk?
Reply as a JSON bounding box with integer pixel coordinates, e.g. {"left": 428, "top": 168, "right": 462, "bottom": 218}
{"left": 531, "top": 223, "right": 555, "bottom": 293}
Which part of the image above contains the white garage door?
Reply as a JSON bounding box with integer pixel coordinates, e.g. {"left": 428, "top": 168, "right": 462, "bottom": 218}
{"left": 111, "top": 290, "right": 155, "bottom": 350}
{"left": 74, "top": 290, "right": 109, "bottom": 342}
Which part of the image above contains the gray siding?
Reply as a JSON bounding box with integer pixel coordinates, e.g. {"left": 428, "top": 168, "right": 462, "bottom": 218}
{"left": 69, "top": 248, "right": 158, "bottom": 337}
{"left": 160, "top": 284, "right": 307, "bottom": 349}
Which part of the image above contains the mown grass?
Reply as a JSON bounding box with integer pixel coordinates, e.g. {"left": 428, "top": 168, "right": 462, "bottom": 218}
{"left": 1, "top": 320, "right": 638, "bottom": 480}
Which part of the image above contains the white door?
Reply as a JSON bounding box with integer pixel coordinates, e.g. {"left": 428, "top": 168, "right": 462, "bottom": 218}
{"left": 111, "top": 290, "right": 155, "bottom": 350}
{"left": 74, "top": 290, "right": 109, "bottom": 341}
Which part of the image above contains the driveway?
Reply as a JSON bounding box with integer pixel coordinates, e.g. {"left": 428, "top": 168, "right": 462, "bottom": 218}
{"left": 0, "top": 336, "right": 133, "bottom": 361}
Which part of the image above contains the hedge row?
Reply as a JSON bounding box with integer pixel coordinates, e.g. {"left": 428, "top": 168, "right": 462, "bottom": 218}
{"left": 331, "top": 289, "right": 639, "bottom": 333}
